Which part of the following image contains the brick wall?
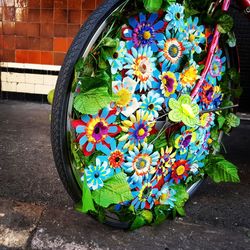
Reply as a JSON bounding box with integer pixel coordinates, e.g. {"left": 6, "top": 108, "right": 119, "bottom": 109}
{"left": 0, "top": 0, "right": 104, "bottom": 65}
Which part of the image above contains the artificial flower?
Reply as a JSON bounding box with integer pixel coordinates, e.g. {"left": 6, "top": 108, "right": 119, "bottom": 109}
{"left": 180, "top": 63, "right": 199, "bottom": 89}
{"left": 124, "top": 46, "right": 160, "bottom": 92}
{"left": 84, "top": 157, "right": 113, "bottom": 190}
{"left": 107, "top": 40, "right": 127, "bottom": 74}
{"left": 119, "top": 110, "right": 155, "bottom": 149}
{"left": 158, "top": 29, "right": 188, "bottom": 71}
{"left": 182, "top": 17, "right": 206, "bottom": 54}
{"left": 200, "top": 112, "right": 215, "bottom": 129}
{"left": 112, "top": 76, "right": 140, "bottom": 117}
{"left": 72, "top": 108, "right": 121, "bottom": 156}
{"left": 171, "top": 159, "right": 190, "bottom": 184}
{"left": 131, "top": 175, "right": 158, "bottom": 210}
{"left": 168, "top": 94, "right": 200, "bottom": 127}
{"left": 174, "top": 126, "right": 197, "bottom": 155}
{"left": 98, "top": 140, "right": 128, "bottom": 174}
{"left": 123, "top": 143, "right": 159, "bottom": 187}
{"left": 165, "top": 3, "right": 184, "bottom": 30}
{"left": 140, "top": 90, "right": 164, "bottom": 118}
{"left": 123, "top": 12, "right": 165, "bottom": 52}
{"left": 156, "top": 183, "right": 176, "bottom": 208}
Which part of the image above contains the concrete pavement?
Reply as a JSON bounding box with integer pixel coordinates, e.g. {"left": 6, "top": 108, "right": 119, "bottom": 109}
{"left": 0, "top": 100, "right": 250, "bottom": 250}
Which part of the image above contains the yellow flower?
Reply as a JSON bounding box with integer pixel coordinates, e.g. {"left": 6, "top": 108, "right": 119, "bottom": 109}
{"left": 180, "top": 65, "right": 199, "bottom": 86}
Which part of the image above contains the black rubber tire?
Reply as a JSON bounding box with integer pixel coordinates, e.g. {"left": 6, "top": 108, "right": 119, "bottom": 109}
{"left": 51, "top": 0, "right": 124, "bottom": 203}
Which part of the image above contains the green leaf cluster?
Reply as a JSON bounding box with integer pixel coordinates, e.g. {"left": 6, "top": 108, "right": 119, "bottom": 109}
{"left": 130, "top": 210, "right": 153, "bottom": 230}
{"left": 172, "top": 185, "right": 189, "bottom": 217}
{"left": 204, "top": 154, "right": 240, "bottom": 183}
{"left": 143, "top": 0, "right": 176, "bottom": 13}
{"left": 92, "top": 172, "right": 133, "bottom": 208}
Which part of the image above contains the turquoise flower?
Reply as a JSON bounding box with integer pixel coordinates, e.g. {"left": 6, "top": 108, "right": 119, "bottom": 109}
{"left": 84, "top": 157, "right": 113, "bottom": 190}
{"left": 123, "top": 143, "right": 159, "bottom": 187}
{"left": 140, "top": 91, "right": 164, "bottom": 118}
{"left": 189, "top": 128, "right": 207, "bottom": 154}
{"left": 158, "top": 29, "right": 188, "bottom": 71}
{"left": 156, "top": 183, "right": 176, "bottom": 208}
{"left": 123, "top": 12, "right": 165, "bottom": 52}
{"left": 124, "top": 46, "right": 160, "bottom": 92}
{"left": 165, "top": 3, "right": 184, "bottom": 30}
{"left": 131, "top": 175, "right": 158, "bottom": 210}
{"left": 183, "top": 17, "right": 206, "bottom": 54}
{"left": 98, "top": 141, "right": 128, "bottom": 174}
{"left": 107, "top": 41, "right": 127, "bottom": 74}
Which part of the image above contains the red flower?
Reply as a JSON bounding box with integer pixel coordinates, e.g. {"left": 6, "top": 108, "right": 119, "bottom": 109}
{"left": 171, "top": 160, "right": 190, "bottom": 184}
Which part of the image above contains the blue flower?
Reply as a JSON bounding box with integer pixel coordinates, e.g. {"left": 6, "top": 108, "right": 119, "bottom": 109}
{"left": 124, "top": 46, "right": 160, "bottom": 92}
{"left": 98, "top": 140, "right": 128, "bottom": 174}
{"left": 131, "top": 175, "right": 159, "bottom": 210}
{"left": 189, "top": 128, "right": 208, "bottom": 154}
{"left": 182, "top": 17, "right": 206, "bottom": 54}
{"left": 158, "top": 29, "right": 188, "bottom": 71}
{"left": 156, "top": 183, "right": 176, "bottom": 208}
{"left": 84, "top": 157, "right": 113, "bottom": 190}
{"left": 123, "top": 143, "right": 159, "bottom": 188}
{"left": 165, "top": 3, "right": 184, "bottom": 30}
{"left": 107, "top": 41, "right": 127, "bottom": 74}
{"left": 140, "top": 90, "right": 164, "bottom": 118}
{"left": 123, "top": 12, "right": 165, "bottom": 52}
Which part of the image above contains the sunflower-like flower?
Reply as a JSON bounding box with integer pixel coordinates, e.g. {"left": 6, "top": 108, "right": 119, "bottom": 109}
{"left": 158, "top": 29, "right": 188, "bottom": 71}
{"left": 200, "top": 112, "right": 215, "bottom": 129}
{"left": 199, "top": 82, "right": 215, "bottom": 108}
{"left": 140, "top": 91, "right": 164, "bottom": 118}
{"left": 112, "top": 76, "right": 140, "bottom": 117}
{"left": 123, "top": 143, "right": 160, "bottom": 187}
{"left": 124, "top": 46, "right": 160, "bottom": 92}
{"left": 123, "top": 12, "right": 165, "bottom": 52}
{"left": 155, "top": 146, "right": 176, "bottom": 181}
{"left": 156, "top": 183, "right": 176, "bottom": 208}
{"left": 98, "top": 141, "right": 128, "bottom": 174}
{"left": 168, "top": 94, "right": 200, "bottom": 127}
{"left": 165, "top": 3, "right": 184, "bottom": 30}
{"left": 107, "top": 41, "right": 127, "bottom": 74}
{"left": 131, "top": 175, "right": 159, "bottom": 210}
{"left": 174, "top": 126, "right": 197, "bottom": 155}
{"left": 119, "top": 111, "right": 155, "bottom": 150}
{"left": 182, "top": 17, "right": 206, "bottom": 54}
{"left": 72, "top": 108, "right": 121, "bottom": 156}
{"left": 180, "top": 63, "right": 199, "bottom": 89}
{"left": 171, "top": 159, "right": 190, "bottom": 184}
{"left": 84, "top": 157, "right": 113, "bottom": 190}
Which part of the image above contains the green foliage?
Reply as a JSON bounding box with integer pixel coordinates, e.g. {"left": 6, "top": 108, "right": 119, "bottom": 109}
{"left": 73, "top": 87, "right": 117, "bottom": 115}
{"left": 75, "top": 173, "right": 97, "bottom": 214}
{"left": 143, "top": 0, "right": 163, "bottom": 12}
{"left": 204, "top": 155, "right": 240, "bottom": 183}
{"left": 130, "top": 214, "right": 147, "bottom": 230}
{"left": 217, "top": 116, "right": 226, "bottom": 129}
{"left": 172, "top": 185, "right": 189, "bottom": 217}
{"left": 92, "top": 173, "right": 133, "bottom": 208}
{"left": 152, "top": 132, "right": 168, "bottom": 150}
{"left": 217, "top": 14, "right": 234, "bottom": 34}
{"left": 225, "top": 113, "right": 240, "bottom": 128}
{"left": 153, "top": 205, "right": 170, "bottom": 225}
{"left": 47, "top": 89, "right": 54, "bottom": 105}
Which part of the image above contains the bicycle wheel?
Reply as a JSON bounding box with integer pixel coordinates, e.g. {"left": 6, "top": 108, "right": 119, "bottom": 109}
{"left": 51, "top": 0, "right": 239, "bottom": 229}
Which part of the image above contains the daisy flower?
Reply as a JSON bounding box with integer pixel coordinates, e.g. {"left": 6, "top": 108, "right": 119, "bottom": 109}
{"left": 123, "top": 12, "right": 165, "bottom": 52}
{"left": 124, "top": 46, "right": 160, "bottom": 92}
{"left": 170, "top": 159, "right": 190, "bottom": 184}
{"left": 84, "top": 157, "right": 113, "bottom": 190}
{"left": 156, "top": 183, "right": 176, "bottom": 208}
{"left": 165, "top": 3, "right": 184, "bottom": 30}
{"left": 140, "top": 90, "right": 164, "bottom": 118}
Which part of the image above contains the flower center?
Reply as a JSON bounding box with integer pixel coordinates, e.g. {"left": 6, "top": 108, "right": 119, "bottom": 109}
{"left": 161, "top": 192, "right": 170, "bottom": 201}
{"left": 148, "top": 103, "right": 154, "bottom": 110}
{"left": 143, "top": 31, "right": 151, "bottom": 40}
{"left": 138, "top": 128, "right": 146, "bottom": 137}
{"left": 139, "top": 61, "right": 148, "bottom": 74}
{"left": 94, "top": 172, "right": 100, "bottom": 178}
{"left": 176, "top": 165, "right": 185, "bottom": 176}
{"left": 181, "top": 104, "right": 195, "bottom": 118}
{"left": 182, "top": 134, "right": 192, "bottom": 147}
{"left": 113, "top": 52, "right": 119, "bottom": 59}
{"left": 168, "top": 44, "right": 179, "bottom": 58}
{"left": 163, "top": 75, "right": 174, "bottom": 93}
{"left": 116, "top": 88, "right": 132, "bottom": 107}
{"left": 175, "top": 12, "right": 181, "bottom": 20}
{"left": 92, "top": 122, "right": 108, "bottom": 141}
{"left": 189, "top": 34, "right": 195, "bottom": 42}
{"left": 109, "top": 150, "right": 124, "bottom": 168}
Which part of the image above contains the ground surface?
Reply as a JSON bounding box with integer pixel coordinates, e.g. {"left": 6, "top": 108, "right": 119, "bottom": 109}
{"left": 0, "top": 100, "right": 249, "bottom": 250}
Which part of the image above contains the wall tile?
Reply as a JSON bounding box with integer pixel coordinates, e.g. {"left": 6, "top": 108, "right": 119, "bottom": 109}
{"left": 26, "top": 22, "right": 40, "bottom": 37}
{"left": 0, "top": 7, "right": 3, "bottom": 21}
{"left": 15, "top": 7, "right": 28, "bottom": 22}
{"left": 40, "top": 37, "right": 53, "bottom": 50}
{"left": 15, "top": 22, "right": 27, "bottom": 35}
{"left": 16, "top": 36, "right": 28, "bottom": 49}
{"left": 54, "top": 23, "right": 67, "bottom": 37}
{"left": 81, "top": 10, "right": 92, "bottom": 24}
{"left": 28, "top": 9, "right": 40, "bottom": 23}
{"left": 67, "top": 24, "right": 80, "bottom": 37}
{"left": 82, "top": 0, "right": 96, "bottom": 10}
{"left": 15, "top": 0, "right": 28, "bottom": 8}
{"left": 3, "top": 7, "right": 15, "bottom": 21}
{"left": 28, "top": 36, "right": 40, "bottom": 50}
{"left": 41, "top": 0, "right": 53, "bottom": 9}
{"left": 41, "top": 9, "right": 53, "bottom": 23}
{"left": 53, "top": 8, "right": 68, "bottom": 23}
{"left": 41, "top": 51, "right": 53, "bottom": 64}
{"left": 68, "top": 9, "right": 80, "bottom": 24}
{"left": 54, "top": 0, "right": 67, "bottom": 9}
{"left": 2, "top": 49, "right": 15, "bottom": 61}
{"left": 53, "top": 37, "right": 68, "bottom": 52}
{"left": 29, "top": 0, "right": 40, "bottom": 9}
{"left": 40, "top": 23, "right": 53, "bottom": 37}
{"left": 68, "top": 1, "right": 81, "bottom": 10}
{"left": 3, "top": 21, "right": 15, "bottom": 35}
{"left": 54, "top": 52, "right": 65, "bottom": 65}
{"left": 3, "top": 35, "right": 15, "bottom": 49}
{"left": 28, "top": 50, "right": 41, "bottom": 64}
{"left": 16, "top": 49, "right": 28, "bottom": 62}
{"left": 0, "top": 21, "right": 2, "bottom": 33}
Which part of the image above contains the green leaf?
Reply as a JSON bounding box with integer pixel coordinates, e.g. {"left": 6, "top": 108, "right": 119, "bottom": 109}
{"left": 78, "top": 76, "right": 108, "bottom": 93}
{"left": 47, "top": 89, "right": 54, "bottom": 105}
{"left": 153, "top": 132, "right": 168, "bottom": 150}
{"left": 141, "top": 210, "right": 153, "bottom": 223}
{"left": 217, "top": 14, "right": 234, "bottom": 34}
{"left": 153, "top": 205, "right": 169, "bottom": 225}
{"left": 73, "top": 87, "right": 116, "bottom": 115}
{"left": 205, "top": 157, "right": 240, "bottom": 183}
{"left": 210, "top": 128, "right": 219, "bottom": 141}
{"left": 217, "top": 116, "right": 226, "bottom": 129}
{"left": 92, "top": 172, "right": 133, "bottom": 208}
{"left": 225, "top": 113, "right": 240, "bottom": 128}
{"left": 226, "top": 31, "right": 236, "bottom": 47}
{"left": 130, "top": 215, "right": 146, "bottom": 230}
{"left": 212, "top": 140, "right": 221, "bottom": 152}
{"left": 172, "top": 185, "right": 189, "bottom": 208}
{"left": 184, "top": 0, "right": 200, "bottom": 17}
{"left": 75, "top": 173, "right": 97, "bottom": 214}
{"left": 143, "top": 0, "right": 162, "bottom": 12}
{"left": 102, "top": 37, "right": 119, "bottom": 48}
{"left": 175, "top": 206, "right": 186, "bottom": 216}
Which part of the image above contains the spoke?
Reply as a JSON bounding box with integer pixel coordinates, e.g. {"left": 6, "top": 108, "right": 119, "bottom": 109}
{"left": 200, "top": 104, "right": 239, "bottom": 114}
